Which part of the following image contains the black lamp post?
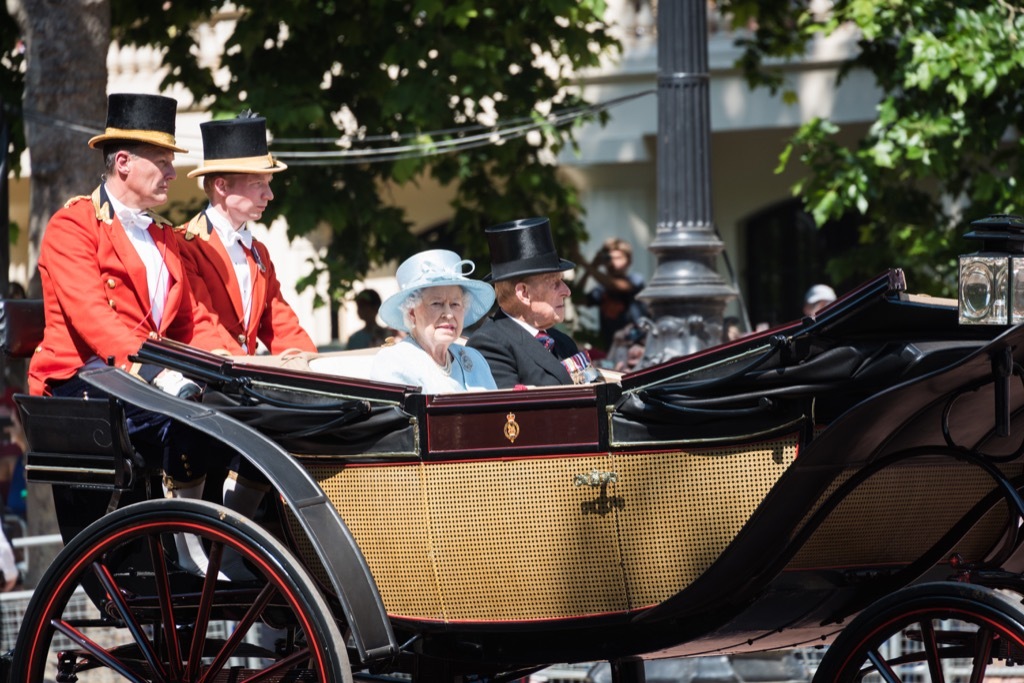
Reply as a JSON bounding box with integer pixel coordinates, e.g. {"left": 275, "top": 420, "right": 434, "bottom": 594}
{"left": 637, "top": 0, "right": 739, "bottom": 365}
{"left": 0, "top": 96, "right": 9, "bottom": 298}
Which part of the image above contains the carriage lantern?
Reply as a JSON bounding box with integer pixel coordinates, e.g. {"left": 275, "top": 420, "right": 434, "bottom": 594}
{"left": 959, "top": 214, "right": 1024, "bottom": 325}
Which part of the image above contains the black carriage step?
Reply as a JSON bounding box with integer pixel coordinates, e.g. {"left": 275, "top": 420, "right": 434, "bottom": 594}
{"left": 16, "top": 394, "right": 138, "bottom": 490}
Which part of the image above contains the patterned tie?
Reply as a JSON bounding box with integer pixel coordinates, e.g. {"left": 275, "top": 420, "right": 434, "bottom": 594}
{"left": 535, "top": 330, "right": 555, "bottom": 352}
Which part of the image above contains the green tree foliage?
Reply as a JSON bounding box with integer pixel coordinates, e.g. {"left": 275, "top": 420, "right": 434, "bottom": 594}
{"left": 719, "top": 0, "right": 1024, "bottom": 295}
{"left": 111, "top": 0, "right": 617, "bottom": 305}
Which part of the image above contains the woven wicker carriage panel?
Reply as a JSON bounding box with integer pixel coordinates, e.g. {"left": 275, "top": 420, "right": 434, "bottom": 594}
{"left": 300, "top": 456, "right": 626, "bottom": 621}
{"left": 300, "top": 463, "right": 442, "bottom": 618}
{"left": 612, "top": 439, "right": 798, "bottom": 607}
{"left": 789, "top": 460, "right": 1024, "bottom": 569}
{"left": 423, "top": 455, "right": 625, "bottom": 621}
{"left": 294, "top": 439, "right": 800, "bottom": 622}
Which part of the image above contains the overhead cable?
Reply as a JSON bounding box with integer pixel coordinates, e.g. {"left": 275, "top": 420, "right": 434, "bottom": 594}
{"left": 19, "top": 89, "right": 655, "bottom": 166}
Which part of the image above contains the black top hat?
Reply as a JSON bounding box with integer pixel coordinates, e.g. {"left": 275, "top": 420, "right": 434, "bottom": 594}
{"left": 484, "top": 217, "right": 575, "bottom": 282}
{"left": 88, "top": 93, "right": 187, "bottom": 153}
{"left": 188, "top": 110, "right": 287, "bottom": 178}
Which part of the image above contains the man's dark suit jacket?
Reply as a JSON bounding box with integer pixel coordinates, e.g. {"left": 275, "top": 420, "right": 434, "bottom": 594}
{"left": 468, "top": 309, "right": 578, "bottom": 388}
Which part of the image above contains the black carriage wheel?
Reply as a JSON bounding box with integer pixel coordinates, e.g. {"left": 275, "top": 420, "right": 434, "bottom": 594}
{"left": 12, "top": 498, "right": 352, "bottom": 682}
{"left": 813, "top": 582, "right": 1024, "bottom": 682}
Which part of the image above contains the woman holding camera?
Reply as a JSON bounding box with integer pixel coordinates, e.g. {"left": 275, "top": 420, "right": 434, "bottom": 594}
{"left": 575, "top": 238, "right": 648, "bottom": 350}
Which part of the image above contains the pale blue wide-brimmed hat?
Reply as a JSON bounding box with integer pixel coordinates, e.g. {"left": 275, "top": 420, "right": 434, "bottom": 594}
{"left": 378, "top": 249, "right": 496, "bottom": 332}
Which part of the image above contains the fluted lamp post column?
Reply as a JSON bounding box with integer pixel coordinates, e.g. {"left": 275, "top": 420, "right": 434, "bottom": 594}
{"left": 0, "top": 96, "right": 8, "bottom": 298}
{"left": 638, "top": 0, "right": 738, "bottom": 365}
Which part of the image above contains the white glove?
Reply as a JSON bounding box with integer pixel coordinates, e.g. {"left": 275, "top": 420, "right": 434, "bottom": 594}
{"left": 152, "top": 369, "right": 202, "bottom": 400}
{"left": 0, "top": 534, "right": 16, "bottom": 592}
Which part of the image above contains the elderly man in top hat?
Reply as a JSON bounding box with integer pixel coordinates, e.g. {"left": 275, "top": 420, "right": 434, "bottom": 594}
{"left": 29, "top": 92, "right": 237, "bottom": 398}
{"left": 468, "top": 217, "right": 598, "bottom": 388}
{"left": 176, "top": 110, "right": 315, "bottom": 357}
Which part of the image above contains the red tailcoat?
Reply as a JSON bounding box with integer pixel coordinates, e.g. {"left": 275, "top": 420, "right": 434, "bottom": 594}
{"left": 29, "top": 187, "right": 239, "bottom": 395}
{"left": 176, "top": 211, "right": 316, "bottom": 355}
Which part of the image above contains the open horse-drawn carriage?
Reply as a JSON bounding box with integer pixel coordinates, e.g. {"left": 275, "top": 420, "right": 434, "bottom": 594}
{"left": 7, "top": 223, "right": 1024, "bottom": 681}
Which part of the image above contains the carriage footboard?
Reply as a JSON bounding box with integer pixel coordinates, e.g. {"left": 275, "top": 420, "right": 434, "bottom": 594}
{"left": 17, "top": 394, "right": 139, "bottom": 492}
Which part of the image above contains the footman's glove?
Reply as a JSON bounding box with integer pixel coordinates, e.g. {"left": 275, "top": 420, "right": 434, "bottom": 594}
{"left": 152, "top": 369, "right": 202, "bottom": 400}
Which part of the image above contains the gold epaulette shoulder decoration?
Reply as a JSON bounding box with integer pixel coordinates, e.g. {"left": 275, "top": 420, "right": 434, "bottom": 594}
{"left": 63, "top": 195, "right": 90, "bottom": 209}
{"left": 183, "top": 214, "right": 211, "bottom": 242}
{"left": 90, "top": 187, "right": 113, "bottom": 224}
{"left": 97, "top": 202, "right": 112, "bottom": 223}
{"left": 148, "top": 211, "right": 173, "bottom": 228}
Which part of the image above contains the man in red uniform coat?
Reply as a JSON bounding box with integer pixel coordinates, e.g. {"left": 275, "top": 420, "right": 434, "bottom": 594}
{"left": 176, "top": 110, "right": 315, "bottom": 356}
{"left": 29, "top": 93, "right": 238, "bottom": 397}
{"left": 30, "top": 93, "right": 242, "bottom": 579}
{"left": 174, "top": 112, "right": 315, "bottom": 572}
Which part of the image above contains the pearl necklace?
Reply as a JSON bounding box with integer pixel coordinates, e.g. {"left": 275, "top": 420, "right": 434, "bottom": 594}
{"left": 439, "top": 351, "right": 453, "bottom": 377}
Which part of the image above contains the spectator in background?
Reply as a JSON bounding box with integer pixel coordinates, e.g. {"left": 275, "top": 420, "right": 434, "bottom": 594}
{"left": 722, "top": 316, "right": 744, "bottom": 343}
{"left": 0, "top": 388, "right": 22, "bottom": 509}
{"left": 575, "top": 237, "right": 648, "bottom": 350}
{"left": 346, "top": 289, "right": 395, "bottom": 349}
{"left": 607, "top": 323, "right": 647, "bottom": 373}
{"left": 0, "top": 388, "right": 26, "bottom": 521}
{"left": 2, "top": 282, "right": 29, "bottom": 410}
{"left": 0, "top": 522, "right": 15, "bottom": 591}
{"left": 803, "top": 284, "right": 837, "bottom": 318}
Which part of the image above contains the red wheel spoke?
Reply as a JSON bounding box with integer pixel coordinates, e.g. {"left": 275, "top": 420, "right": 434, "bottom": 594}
{"left": 919, "top": 619, "right": 946, "bottom": 683}
{"left": 866, "top": 648, "right": 902, "bottom": 683}
{"left": 197, "top": 582, "right": 278, "bottom": 683}
{"left": 51, "top": 617, "right": 151, "bottom": 683}
{"left": 240, "top": 647, "right": 314, "bottom": 683}
{"left": 92, "top": 560, "right": 170, "bottom": 682}
{"left": 969, "top": 627, "right": 993, "bottom": 683}
{"left": 148, "top": 533, "right": 183, "bottom": 680}
{"left": 186, "top": 541, "right": 225, "bottom": 681}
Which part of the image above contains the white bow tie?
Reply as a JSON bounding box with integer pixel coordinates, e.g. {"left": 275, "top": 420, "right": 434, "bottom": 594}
{"left": 118, "top": 209, "right": 152, "bottom": 232}
{"left": 229, "top": 227, "right": 253, "bottom": 250}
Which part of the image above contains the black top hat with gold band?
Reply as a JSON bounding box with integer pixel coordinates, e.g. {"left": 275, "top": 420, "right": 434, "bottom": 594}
{"left": 88, "top": 93, "right": 187, "bottom": 153}
{"left": 484, "top": 217, "right": 575, "bottom": 283}
{"left": 187, "top": 110, "right": 287, "bottom": 178}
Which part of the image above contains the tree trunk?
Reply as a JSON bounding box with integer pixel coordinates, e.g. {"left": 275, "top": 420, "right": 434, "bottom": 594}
{"left": 7, "top": 0, "right": 108, "bottom": 295}
{"left": 6, "top": 0, "right": 109, "bottom": 587}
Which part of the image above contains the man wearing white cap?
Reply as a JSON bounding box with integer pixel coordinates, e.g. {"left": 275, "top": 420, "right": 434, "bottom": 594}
{"left": 803, "top": 284, "right": 837, "bottom": 318}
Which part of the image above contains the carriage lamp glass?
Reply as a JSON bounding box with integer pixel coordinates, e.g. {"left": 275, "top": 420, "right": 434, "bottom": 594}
{"left": 958, "top": 214, "right": 1024, "bottom": 325}
{"left": 959, "top": 255, "right": 1008, "bottom": 324}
